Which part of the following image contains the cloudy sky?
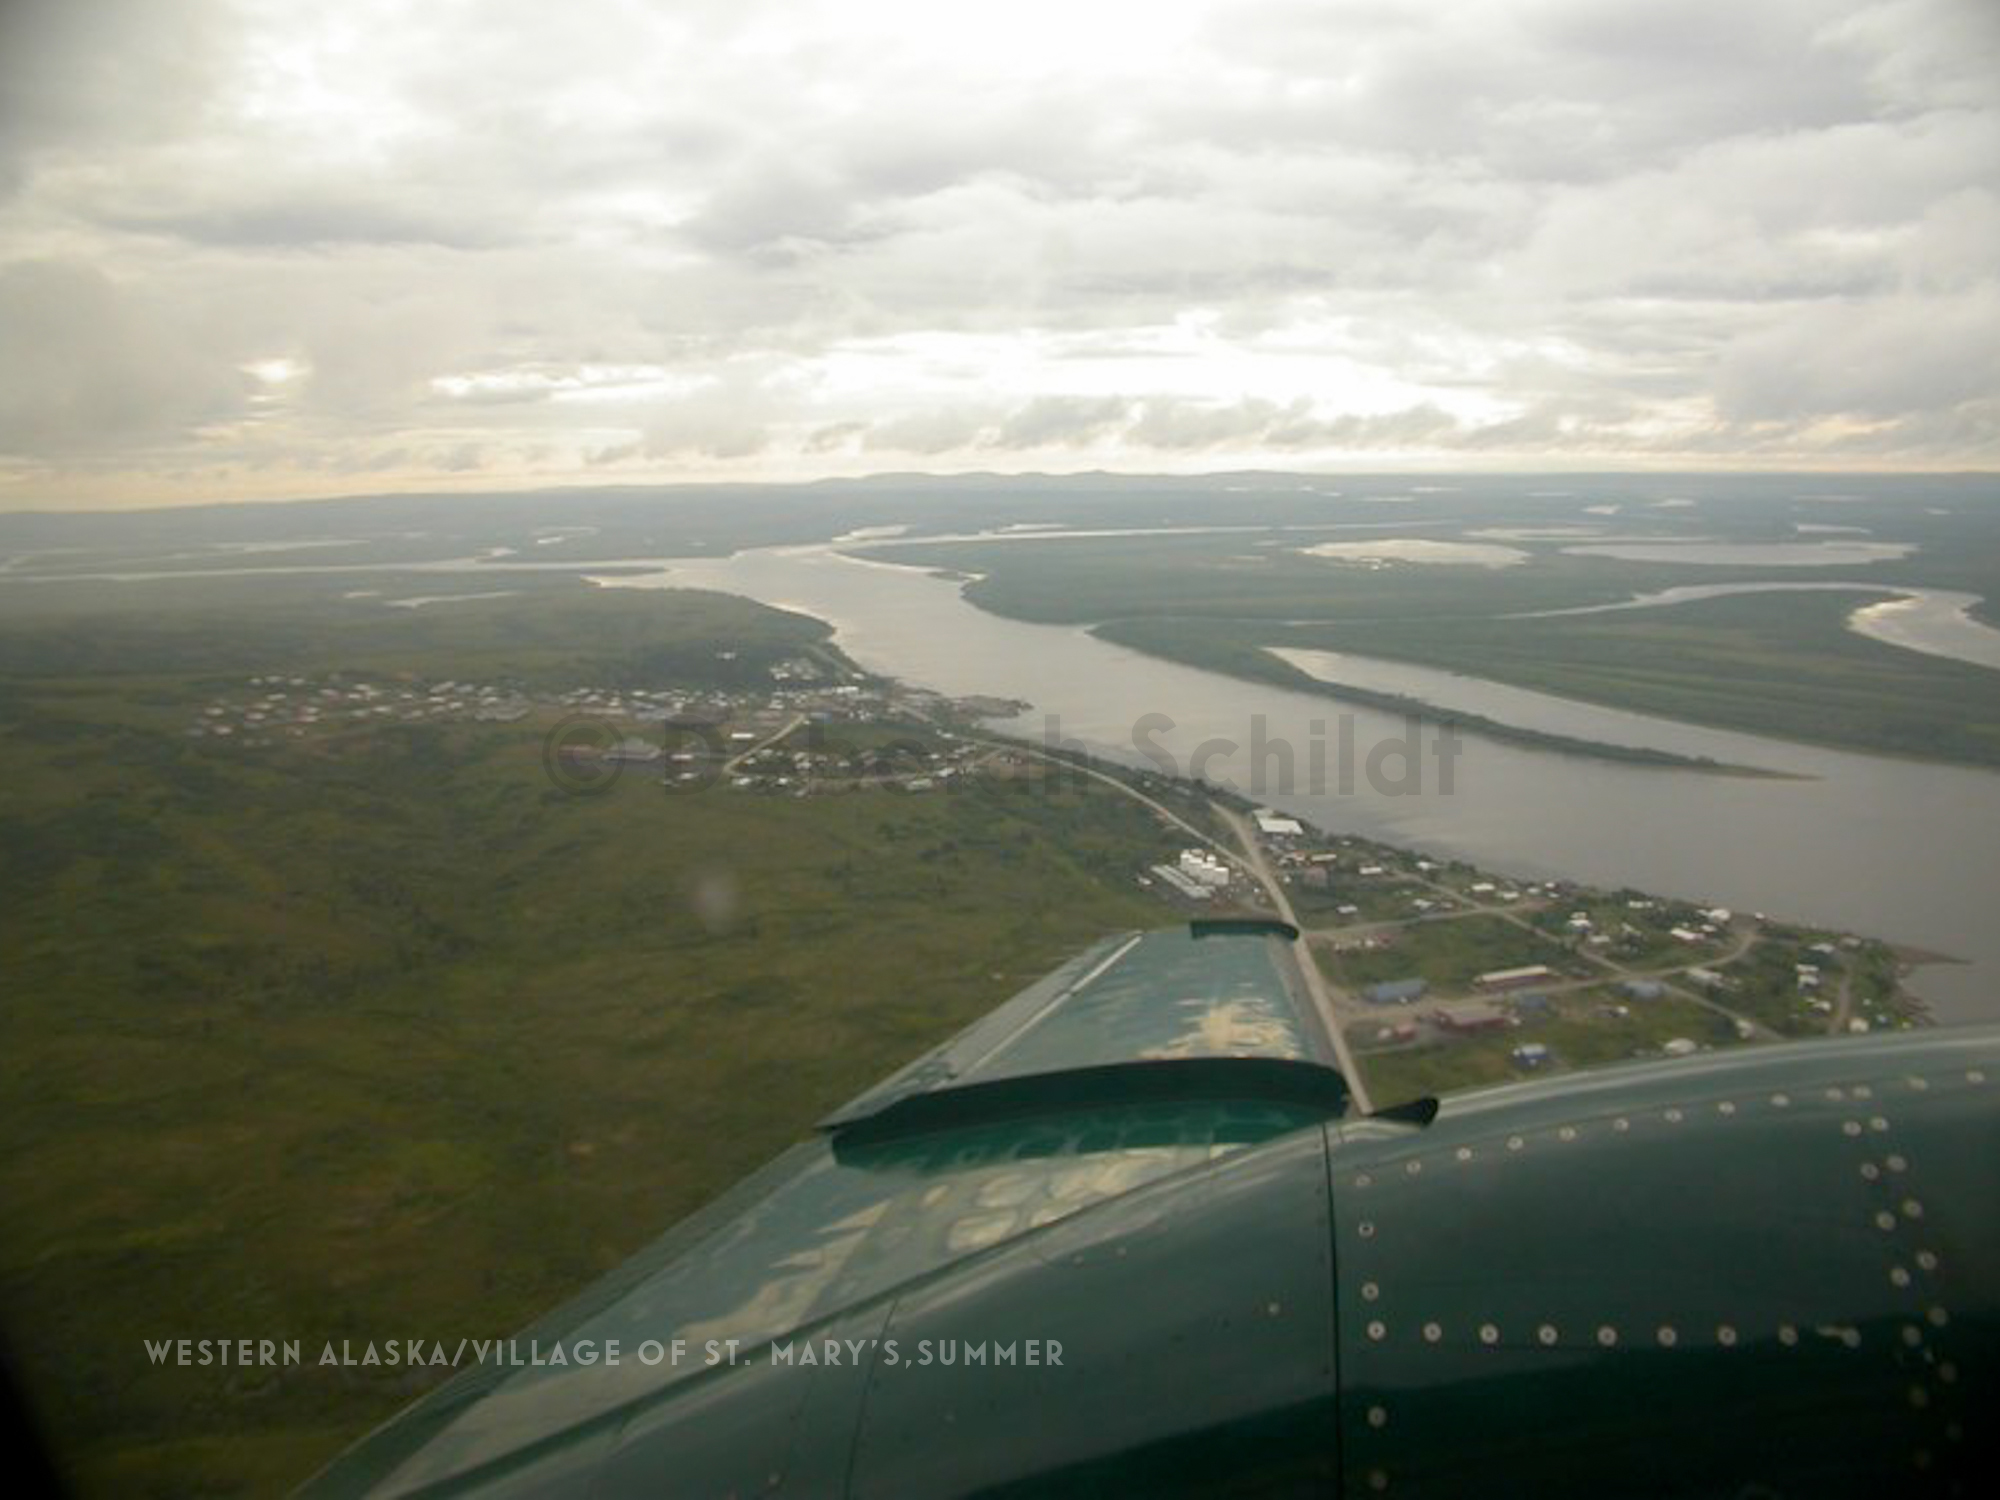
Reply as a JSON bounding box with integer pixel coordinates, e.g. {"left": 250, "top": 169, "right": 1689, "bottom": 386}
{"left": 1, "top": 0, "right": 1996, "bottom": 508}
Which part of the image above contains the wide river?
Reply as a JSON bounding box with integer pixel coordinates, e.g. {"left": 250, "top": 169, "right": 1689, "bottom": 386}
{"left": 595, "top": 544, "right": 2000, "bottom": 1026}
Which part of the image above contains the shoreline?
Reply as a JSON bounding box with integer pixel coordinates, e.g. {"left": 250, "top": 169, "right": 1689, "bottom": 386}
{"left": 1086, "top": 617, "right": 1800, "bottom": 779}
{"left": 973, "top": 732, "right": 1935, "bottom": 1043}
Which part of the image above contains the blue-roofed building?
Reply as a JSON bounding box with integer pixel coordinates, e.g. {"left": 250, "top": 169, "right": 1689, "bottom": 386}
{"left": 1362, "top": 977, "right": 1427, "bottom": 1006}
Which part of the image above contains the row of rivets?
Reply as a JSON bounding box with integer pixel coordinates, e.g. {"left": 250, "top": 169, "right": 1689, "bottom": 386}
{"left": 1354, "top": 1318, "right": 1786, "bottom": 1350}
{"left": 1341, "top": 1074, "right": 1968, "bottom": 1184}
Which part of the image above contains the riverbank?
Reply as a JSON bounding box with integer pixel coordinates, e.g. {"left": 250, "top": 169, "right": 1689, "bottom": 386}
{"left": 1091, "top": 616, "right": 1799, "bottom": 777}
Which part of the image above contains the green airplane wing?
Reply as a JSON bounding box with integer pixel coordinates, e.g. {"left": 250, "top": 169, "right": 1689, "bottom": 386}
{"left": 299, "top": 922, "right": 1998, "bottom": 1498}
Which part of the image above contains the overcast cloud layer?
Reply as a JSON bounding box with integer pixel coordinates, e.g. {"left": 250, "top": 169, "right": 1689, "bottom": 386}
{"left": 1, "top": 0, "right": 1996, "bottom": 506}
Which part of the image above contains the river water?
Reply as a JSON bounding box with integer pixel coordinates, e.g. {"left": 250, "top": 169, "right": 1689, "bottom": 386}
{"left": 11, "top": 538, "right": 1997, "bottom": 1022}
{"left": 593, "top": 545, "right": 2000, "bottom": 1026}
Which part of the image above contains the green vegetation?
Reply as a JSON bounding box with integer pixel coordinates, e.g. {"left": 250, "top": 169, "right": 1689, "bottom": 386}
{"left": 1287, "top": 876, "right": 1437, "bottom": 924}
{"left": 1273, "top": 589, "right": 2000, "bottom": 767}
{"left": 861, "top": 510, "right": 2000, "bottom": 768}
{"left": 1092, "top": 615, "right": 1773, "bottom": 773}
{"left": 0, "top": 577, "right": 829, "bottom": 687}
{"left": 1355, "top": 987, "right": 1743, "bottom": 1104}
{"left": 0, "top": 594, "right": 1184, "bottom": 1498}
{"left": 864, "top": 531, "right": 1680, "bottom": 626}
{"left": 1316, "top": 914, "right": 1573, "bottom": 993}
{"left": 0, "top": 479, "right": 1968, "bottom": 1490}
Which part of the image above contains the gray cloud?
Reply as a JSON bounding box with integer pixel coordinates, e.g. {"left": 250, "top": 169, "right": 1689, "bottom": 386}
{"left": 863, "top": 407, "right": 999, "bottom": 456}
{"left": 990, "top": 396, "right": 1135, "bottom": 450}
{"left": 0, "top": 0, "right": 1995, "bottom": 502}
{"left": 0, "top": 258, "right": 251, "bottom": 455}
{"left": 0, "top": 0, "right": 234, "bottom": 199}
{"left": 1715, "top": 289, "right": 2000, "bottom": 422}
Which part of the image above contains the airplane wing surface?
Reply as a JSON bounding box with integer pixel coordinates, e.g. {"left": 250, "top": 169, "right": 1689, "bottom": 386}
{"left": 299, "top": 921, "right": 1999, "bottom": 1498}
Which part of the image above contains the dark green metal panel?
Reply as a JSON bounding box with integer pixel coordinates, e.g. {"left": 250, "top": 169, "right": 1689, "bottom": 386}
{"left": 1325, "top": 1027, "right": 2000, "bottom": 1497}
{"left": 845, "top": 1126, "right": 1337, "bottom": 1499}
{"left": 593, "top": 1301, "right": 894, "bottom": 1499}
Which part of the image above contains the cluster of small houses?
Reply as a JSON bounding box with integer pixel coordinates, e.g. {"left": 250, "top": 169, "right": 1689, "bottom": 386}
{"left": 601, "top": 723, "right": 990, "bottom": 795}
{"left": 1544, "top": 897, "right": 1735, "bottom": 950}
{"left": 185, "top": 675, "right": 535, "bottom": 741}
{"left": 548, "top": 665, "right": 944, "bottom": 730}
{"left": 1226, "top": 818, "right": 1865, "bottom": 1067}
{"left": 184, "top": 665, "right": 1012, "bottom": 764}
{"left": 1352, "top": 971, "right": 1539, "bottom": 1066}
{"left": 1359, "top": 966, "right": 1729, "bottom": 1069}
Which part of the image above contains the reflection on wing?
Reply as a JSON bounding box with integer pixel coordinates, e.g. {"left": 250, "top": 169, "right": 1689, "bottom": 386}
{"left": 300, "top": 924, "right": 2000, "bottom": 1499}
{"left": 822, "top": 918, "right": 1331, "bottom": 1122}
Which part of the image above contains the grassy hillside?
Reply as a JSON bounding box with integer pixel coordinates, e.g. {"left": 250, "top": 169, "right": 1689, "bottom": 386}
{"left": 0, "top": 594, "right": 1181, "bottom": 1497}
